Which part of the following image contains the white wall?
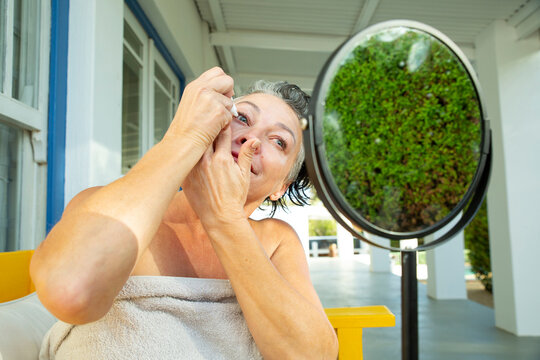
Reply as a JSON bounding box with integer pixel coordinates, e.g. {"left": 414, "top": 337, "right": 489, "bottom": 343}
{"left": 65, "top": 0, "right": 124, "bottom": 204}
{"left": 139, "top": 0, "right": 220, "bottom": 81}
{"left": 476, "top": 20, "right": 540, "bottom": 336}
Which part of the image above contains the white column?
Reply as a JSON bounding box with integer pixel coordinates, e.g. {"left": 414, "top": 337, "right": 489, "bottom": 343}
{"left": 365, "top": 233, "right": 391, "bottom": 272}
{"left": 286, "top": 206, "right": 310, "bottom": 260}
{"left": 64, "top": 0, "right": 124, "bottom": 204}
{"left": 425, "top": 215, "right": 467, "bottom": 300}
{"left": 336, "top": 223, "right": 354, "bottom": 258}
{"left": 476, "top": 20, "right": 540, "bottom": 336}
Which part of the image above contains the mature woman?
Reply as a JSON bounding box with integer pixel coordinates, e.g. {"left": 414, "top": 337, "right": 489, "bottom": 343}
{"left": 31, "top": 67, "right": 339, "bottom": 359}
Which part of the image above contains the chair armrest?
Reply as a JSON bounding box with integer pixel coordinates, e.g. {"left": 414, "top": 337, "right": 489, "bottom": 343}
{"left": 325, "top": 306, "right": 395, "bottom": 359}
{"left": 325, "top": 305, "right": 395, "bottom": 328}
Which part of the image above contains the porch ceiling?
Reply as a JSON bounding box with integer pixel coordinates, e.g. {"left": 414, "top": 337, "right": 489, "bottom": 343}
{"left": 194, "top": 0, "right": 539, "bottom": 93}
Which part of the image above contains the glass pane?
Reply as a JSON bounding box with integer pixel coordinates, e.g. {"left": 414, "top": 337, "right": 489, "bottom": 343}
{"left": 321, "top": 27, "right": 482, "bottom": 233}
{"left": 124, "top": 20, "right": 143, "bottom": 59}
{"left": 12, "top": 0, "right": 40, "bottom": 108}
{"left": 154, "top": 62, "right": 171, "bottom": 93}
{"left": 0, "top": 122, "right": 21, "bottom": 252}
{"left": 122, "top": 48, "right": 142, "bottom": 174}
{"left": 154, "top": 82, "right": 171, "bottom": 144}
{"left": 0, "top": 0, "right": 5, "bottom": 93}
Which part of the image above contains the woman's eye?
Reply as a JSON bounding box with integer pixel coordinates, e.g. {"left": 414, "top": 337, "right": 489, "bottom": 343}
{"left": 275, "top": 138, "right": 287, "bottom": 150}
{"left": 237, "top": 114, "right": 249, "bottom": 124}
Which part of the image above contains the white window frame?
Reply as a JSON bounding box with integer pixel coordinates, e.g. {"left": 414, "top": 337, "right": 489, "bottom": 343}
{"left": 123, "top": 8, "right": 149, "bottom": 164}
{"left": 123, "top": 6, "right": 180, "bottom": 173}
{"left": 0, "top": 0, "right": 50, "bottom": 250}
{"left": 149, "top": 42, "right": 179, "bottom": 146}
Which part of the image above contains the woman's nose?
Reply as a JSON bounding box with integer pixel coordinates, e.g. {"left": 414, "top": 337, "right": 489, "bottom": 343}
{"left": 238, "top": 134, "right": 261, "bottom": 153}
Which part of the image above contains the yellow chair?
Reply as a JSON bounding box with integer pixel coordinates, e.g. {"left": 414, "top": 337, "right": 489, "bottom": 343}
{"left": 325, "top": 306, "right": 395, "bottom": 359}
{"left": 0, "top": 250, "right": 36, "bottom": 302}
{"left": 0, "top": 250, "right": 396, "bottom": 359}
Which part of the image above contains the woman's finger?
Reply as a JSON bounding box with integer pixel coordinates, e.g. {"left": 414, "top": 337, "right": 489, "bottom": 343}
{"left": 212, "top": 94, "right": 234, "bottom": 113}
{"left": 214, "top": 126, "right": 232, "bottom": 155}
{"left": 238, "top": 139, "right": 260, "bottom": 178}
{"left": 197, "top": 67, "right": 226, "bottom": 82}
{"left": 206, "top": 74, "right": 234, "bottom": 97}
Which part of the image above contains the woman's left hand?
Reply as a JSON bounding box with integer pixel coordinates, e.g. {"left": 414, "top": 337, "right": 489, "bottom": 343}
{"left": 182, "top": 126, "right": 260, "bottom": 228}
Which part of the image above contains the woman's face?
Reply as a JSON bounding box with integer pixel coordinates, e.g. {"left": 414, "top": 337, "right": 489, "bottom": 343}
{"left": 230, "top": 93, "right": 303, "bottom": 205}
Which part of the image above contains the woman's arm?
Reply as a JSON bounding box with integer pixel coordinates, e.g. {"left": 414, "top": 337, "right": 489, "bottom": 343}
{"left": 30, "top": 67, "right": 235, "bottom": 324}
{"left": 208, "top": 219, "right": 339, "bottom": 359}
{"left": 182, "top": 129, "right": 338, "bottom": 359}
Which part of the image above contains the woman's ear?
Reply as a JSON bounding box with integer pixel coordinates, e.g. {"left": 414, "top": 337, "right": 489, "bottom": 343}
{"left": 269, "top": 183, "right": 289, "bottom": 201}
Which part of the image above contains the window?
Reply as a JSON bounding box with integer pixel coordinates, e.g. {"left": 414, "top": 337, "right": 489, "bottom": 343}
{"left": 0, "top": 122, "right": 21, "bottom": 251}
{"left": 122, "top": 8, "right": 180, "bottom": 174}
{"left": 1, "top": 0, "right": 41, "bottom": 107}
{"left": 0, "top": 0, "right": 49, "bottom": 251}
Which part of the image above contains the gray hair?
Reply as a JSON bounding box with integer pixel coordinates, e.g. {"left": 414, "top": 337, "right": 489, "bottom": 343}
{"left": 244, "top": 80, "right": 309, "bottom": 184}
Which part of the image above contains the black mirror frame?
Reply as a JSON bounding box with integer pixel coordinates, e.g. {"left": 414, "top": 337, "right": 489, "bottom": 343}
{"left": 303, "top": 20, "right": 492, "bottom": 251}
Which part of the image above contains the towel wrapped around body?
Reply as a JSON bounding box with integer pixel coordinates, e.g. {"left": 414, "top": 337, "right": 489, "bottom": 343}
{"left": 39, "top": 276, "right": 262, "bottom": 360}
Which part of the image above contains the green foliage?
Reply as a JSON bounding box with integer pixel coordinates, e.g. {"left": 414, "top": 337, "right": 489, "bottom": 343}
{"left": 464, "top": 200, "right": 492, "bottom": 292}
{"left": 309, "top": 219, "right": 337, "bottom": 237}
{"left": 323, "top": 28, "right": 482, "bottom": 232}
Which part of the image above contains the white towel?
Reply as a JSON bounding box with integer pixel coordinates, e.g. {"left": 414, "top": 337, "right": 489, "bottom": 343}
{"left": 39, "top": 276, "right": 262, "bottom": 360}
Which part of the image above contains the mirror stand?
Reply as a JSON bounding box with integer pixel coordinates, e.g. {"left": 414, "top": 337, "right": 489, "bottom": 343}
{"left": 401, "top": 251, "right": 419, "bottom": 360}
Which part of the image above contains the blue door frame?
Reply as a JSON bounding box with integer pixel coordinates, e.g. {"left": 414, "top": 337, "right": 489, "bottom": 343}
{"left": 46, "top": 0, "right": 69, "bottom": 233}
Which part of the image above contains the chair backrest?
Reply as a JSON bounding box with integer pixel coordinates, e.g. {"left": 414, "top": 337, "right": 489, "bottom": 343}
{"left": 0, "top": 250, "right": 36, "bottom": 303}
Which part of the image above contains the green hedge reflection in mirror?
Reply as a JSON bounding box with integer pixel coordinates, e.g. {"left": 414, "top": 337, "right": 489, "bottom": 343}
{"left": 322, "top": 27, "right": 482, "bottom": 233}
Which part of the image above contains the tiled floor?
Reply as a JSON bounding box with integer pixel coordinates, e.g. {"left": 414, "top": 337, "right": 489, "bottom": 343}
{"left": 308, "top": 257, "right": 540, "bottom": 360}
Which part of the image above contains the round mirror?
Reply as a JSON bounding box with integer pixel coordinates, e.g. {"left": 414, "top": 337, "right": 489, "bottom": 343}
{"left": 304, "top": 20, "right": 491, "bottom": 251}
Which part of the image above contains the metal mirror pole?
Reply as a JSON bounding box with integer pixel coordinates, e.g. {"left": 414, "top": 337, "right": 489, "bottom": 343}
{"left": 401, "top": 251, "right": 419, "bottom": 360}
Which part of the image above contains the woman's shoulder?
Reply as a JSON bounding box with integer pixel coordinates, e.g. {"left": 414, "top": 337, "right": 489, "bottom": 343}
{"left": 249, "top": 218, "right": 300, "bottom": 245}
{"left": 249, "top": 218, "right": 306, "bottom": 265}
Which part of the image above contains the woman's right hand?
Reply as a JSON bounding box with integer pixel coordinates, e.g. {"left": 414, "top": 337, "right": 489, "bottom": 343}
{"left": 163, "top": 67, "right": 235, "bottom": 151}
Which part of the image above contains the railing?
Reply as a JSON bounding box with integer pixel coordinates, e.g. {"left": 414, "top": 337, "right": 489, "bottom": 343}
{"left": 309, "top": 236, "right": 364, "bottom": 257}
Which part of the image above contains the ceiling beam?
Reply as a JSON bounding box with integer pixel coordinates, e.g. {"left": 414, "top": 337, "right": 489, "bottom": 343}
{"left": 507, "top": 0, "right": 540, "bottom": 27}
{"left": 352, "top": 0, "right": 381, "bottom": 33}
{"left": 507, "top": 0, "right": 540, "bottom": 40}
{"left": 207, "top": 0, "right": 226, "bottom": 30}
{"left": 516, "top": 7, "right": 540, "bottom": 40}
{"left": 210, "top": 30, "right": 346, "bottom": 53}
{"left": 208, "top": 0, "right": 236, "bottom": 74}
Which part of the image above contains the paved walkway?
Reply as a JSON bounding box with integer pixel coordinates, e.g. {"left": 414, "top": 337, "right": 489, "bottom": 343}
{"left": 308, "top": 256, "right": 540, "bottom": 360}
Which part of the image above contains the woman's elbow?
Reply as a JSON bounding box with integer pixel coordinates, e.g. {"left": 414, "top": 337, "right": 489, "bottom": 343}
{"left": 31, "top": 265, "right": 110, "bottom": 324}
{"left": 36, "top": 281, "right": 111, "bottom": 324}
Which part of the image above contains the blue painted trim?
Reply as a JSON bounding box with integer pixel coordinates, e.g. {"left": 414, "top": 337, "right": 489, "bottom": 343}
{"left": 46, "top": 0, "right": 69, "bottom": 233}
{"left": 124, "top": 0, "right": 186, "bottom": 97}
